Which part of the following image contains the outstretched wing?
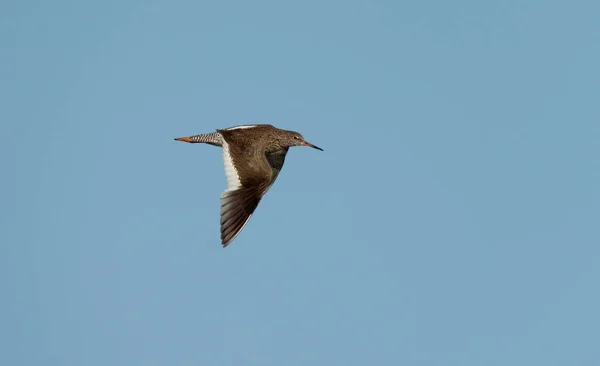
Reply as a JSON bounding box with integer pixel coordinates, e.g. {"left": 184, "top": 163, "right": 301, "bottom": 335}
{"left": 218, "top": 139, "right": 285, "bottom": 247}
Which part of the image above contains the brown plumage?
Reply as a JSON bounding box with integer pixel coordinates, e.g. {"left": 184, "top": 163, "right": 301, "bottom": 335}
{"left": 175, "top": 124, "right": 323, "bottom": 247}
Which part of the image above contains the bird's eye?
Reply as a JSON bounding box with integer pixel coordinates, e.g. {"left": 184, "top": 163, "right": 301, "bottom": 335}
{"left": 294, "top": 136, "right": 299, "bottom": 140}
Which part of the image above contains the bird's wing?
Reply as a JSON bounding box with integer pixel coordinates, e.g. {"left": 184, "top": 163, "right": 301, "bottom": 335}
{"left": 218, "top": 138, "right": 278, "bottom": 247}
{"left": 264, "top": 148, "right": 289, "bottom": 189}
{"left": 220, "top": 185, "right": 264, "bottom": 246}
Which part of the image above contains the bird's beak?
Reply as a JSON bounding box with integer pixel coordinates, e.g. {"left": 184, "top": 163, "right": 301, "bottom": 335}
{"left": 303, "top": 141, "right": 323, "bottom": 151}
{"left": 174, "top": 136, "right": 193, "bottom": 143}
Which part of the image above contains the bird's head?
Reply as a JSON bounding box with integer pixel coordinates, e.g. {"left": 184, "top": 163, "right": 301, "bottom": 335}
{"left": 283, "top": 131, "right": 323, "bottom": 151}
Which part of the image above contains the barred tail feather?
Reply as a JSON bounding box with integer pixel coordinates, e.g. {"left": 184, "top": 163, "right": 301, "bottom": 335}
{"left": 175, "top": 132, "right": 223, "bottom": 146}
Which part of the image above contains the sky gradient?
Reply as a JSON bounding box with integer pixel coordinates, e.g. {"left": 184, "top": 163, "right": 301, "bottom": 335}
{"left": 3, "top": 0, "right": 600, "bottom": 365}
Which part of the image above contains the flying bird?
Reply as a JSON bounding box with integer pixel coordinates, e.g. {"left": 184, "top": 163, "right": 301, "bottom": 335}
{"left": 175, "top": 124, "right": 323, "bottom": 247}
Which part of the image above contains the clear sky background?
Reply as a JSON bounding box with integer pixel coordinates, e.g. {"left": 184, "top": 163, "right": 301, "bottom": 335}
{"left": 2, "top": 0, "right": 599, "bottom": 365}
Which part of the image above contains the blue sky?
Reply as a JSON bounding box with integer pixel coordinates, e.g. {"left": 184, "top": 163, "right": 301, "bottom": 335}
{"left": 2, "top": 0, "right": 599, "bottom": 364}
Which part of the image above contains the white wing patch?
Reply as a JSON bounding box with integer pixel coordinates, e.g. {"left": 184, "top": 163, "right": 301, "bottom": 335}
{"left": 222, "top": 140, "right": 242, "bottom": 191}
{"left": 224, "top": 125, "right": 259, "bottom": 130}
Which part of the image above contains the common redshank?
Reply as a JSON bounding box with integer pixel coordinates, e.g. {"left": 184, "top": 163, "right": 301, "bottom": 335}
{"left": 175, "top": 124, "right": 323, "bottom": 247}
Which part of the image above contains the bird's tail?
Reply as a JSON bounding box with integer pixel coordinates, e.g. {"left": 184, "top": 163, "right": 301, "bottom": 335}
{"left": 174, "top": 132, "right": 223, "bottom": 147}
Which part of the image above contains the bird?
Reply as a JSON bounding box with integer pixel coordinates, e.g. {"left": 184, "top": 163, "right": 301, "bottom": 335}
{"left": 174, "top": 124, "right": 323, "bottom": 247}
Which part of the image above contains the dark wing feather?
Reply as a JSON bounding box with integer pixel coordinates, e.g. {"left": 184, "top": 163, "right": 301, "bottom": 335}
{"left": 220, "top": 186, "right": 263, "bottom": 246}
{"left": 265, "top": 148, "right": 288, "bottom": 188}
